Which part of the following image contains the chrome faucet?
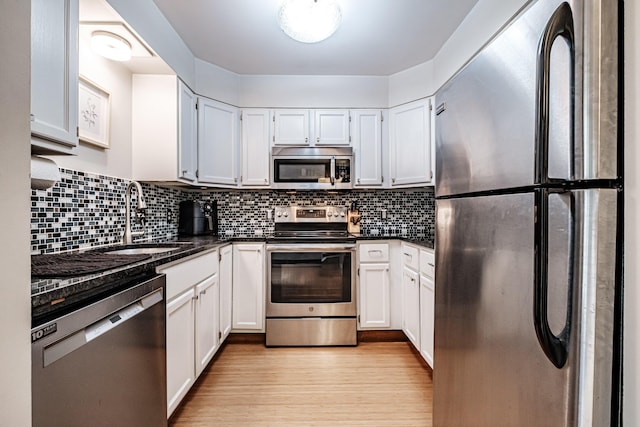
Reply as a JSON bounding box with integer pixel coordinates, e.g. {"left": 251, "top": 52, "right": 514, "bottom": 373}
{"left": 123, "top": 181, "right": 147, "bottom": 244}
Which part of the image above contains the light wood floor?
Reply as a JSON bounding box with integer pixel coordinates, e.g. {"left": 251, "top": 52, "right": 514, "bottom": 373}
{"left": 170, "top": 341, "right": 433, "bottom": 427}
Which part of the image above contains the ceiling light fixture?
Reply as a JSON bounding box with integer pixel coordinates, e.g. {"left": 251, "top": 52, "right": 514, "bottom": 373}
{"left": 278, "top": 0, "right": 342, "bottom": 44}
{"left": 91, "top": 30, "right": 132, "bottom": 62}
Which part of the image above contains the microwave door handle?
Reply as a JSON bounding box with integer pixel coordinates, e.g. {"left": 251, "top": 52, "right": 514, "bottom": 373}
{"left": 330, "top": 157, "right": 336, "bottom": 185}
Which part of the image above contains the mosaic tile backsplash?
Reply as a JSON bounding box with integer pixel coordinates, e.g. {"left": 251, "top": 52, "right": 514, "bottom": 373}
{"left": 31, "top": 169, "right": 435, "bottom": 254}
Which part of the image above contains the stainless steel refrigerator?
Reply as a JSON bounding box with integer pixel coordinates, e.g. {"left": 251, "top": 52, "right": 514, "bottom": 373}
{"left": 433, "top": 0, "right": 622, "bottom": 425}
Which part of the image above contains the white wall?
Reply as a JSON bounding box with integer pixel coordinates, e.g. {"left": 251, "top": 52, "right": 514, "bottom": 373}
{"left": 624, "top": 0, "right": 639, "bottom": 423}
{"left": 106, "top": 0, "right": 196, "bottom": 88}
{"left": 49, "top": 37, "right": 134, "bottom": 179}
{"left": 388, "top": 61, "right": 435, "bottom": 107}
{"left": 195, "top": 58, "right": 240, "bottom": 106}
{"left": 432, "top": 0, "right": 531, "bottom": 91}
{"left": 388, "top": 0, "right": 530, "bottom": 106}
{"left": 0, "top": 1, "right": 32, "bottom": 424}
{"left": 238, "top": 74, "right": 389, "bottom": 108}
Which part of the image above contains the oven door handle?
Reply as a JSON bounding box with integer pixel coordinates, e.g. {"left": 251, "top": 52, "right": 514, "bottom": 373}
{"left": 266, "top": 244, "right": 356, "bottom": 251}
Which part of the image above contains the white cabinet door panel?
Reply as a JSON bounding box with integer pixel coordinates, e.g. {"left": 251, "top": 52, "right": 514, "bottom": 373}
{"left": 420, "top": 274, "right": 435, "bottom": 368}
{"left": 178, "top": 81, "right": 198, "bottom": 182}
{"left": 402, "top": 266, "right": 420, "bottom": 349}
{"left": 314, "top": 110, "right": 350, "bottom": 145}
{"left": 219, "top": 245, "right": 233, "bottom": 341}
{"left": 195, "top": 275, "right": 219, "bottom": 376}
{"left": 166, "top": 288, "right": 195, "bottom": 417}
{"left": 198, "top": 97, "right": 239, "bottom": 185}
{"left": 232, "top": 244, "right": 265, "bottom": 331}
{"left": 241, "top": 109, "right": 271, "bottom": 186}
{"left": 359, "top": 263, "right": 391, "bottom": 329}
{"left": 273, "top": 110, "right": 310, "bottom": 145}
{"left": 352, "top": 110, "right": 383, "bottom": 186}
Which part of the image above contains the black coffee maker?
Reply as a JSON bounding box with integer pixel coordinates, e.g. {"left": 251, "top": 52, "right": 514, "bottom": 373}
{"left": 178, "top": 200, "right": 218, "bottom": 236}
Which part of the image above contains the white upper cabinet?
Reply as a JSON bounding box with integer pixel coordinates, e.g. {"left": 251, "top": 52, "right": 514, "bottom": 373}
{"left": 198, "top": 97, "right": 239, "bottom": 186}
{"left": 273, "top": 109, "right": 310, "bottom": 145}
{"left": 30, "top": 0, "right": 79, "bottom": 154}
{"left": 133, "top": 75, "right": 198, "bottom": 184}
{"left": 352, "top": 110, "right": 383, "bottom": 187}
{"left": 241, "top": 109, "right": 271, "bottom": 186}
{"left": 177, "top": 80, "right": 198, "bottom": 182}
{"left": 314, "top": 109, "right": 350, "bottom": 146}
{"left": 389, "top": 98, "right": 434, "bottom": 187}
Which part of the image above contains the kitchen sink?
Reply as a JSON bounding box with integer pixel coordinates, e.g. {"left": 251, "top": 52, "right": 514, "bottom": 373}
{"left": 99, "top": 242, "right": 194, "bottom": 256}
{"left": 105, "top": 247, "right": 181, "bottom": 255}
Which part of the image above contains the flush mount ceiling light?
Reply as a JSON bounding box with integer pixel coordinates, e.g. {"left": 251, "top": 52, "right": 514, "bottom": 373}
{"left": 91, "top": 30, "right": 132, "bottom": 61}
{"left": 278, "top": 0, "right": 342, "bottom": 43}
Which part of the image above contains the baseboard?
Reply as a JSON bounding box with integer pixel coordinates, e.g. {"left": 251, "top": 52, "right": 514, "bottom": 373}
{"left": 357, "top": 330, "right": 409, "bottom": 342}
{"left": 226, "top": 330, "right": 408, "bottom": 344}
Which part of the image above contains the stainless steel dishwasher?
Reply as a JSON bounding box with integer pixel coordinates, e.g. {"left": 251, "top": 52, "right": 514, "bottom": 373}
{"left": 31, "top": 274, "right": 167, "bottom": 427}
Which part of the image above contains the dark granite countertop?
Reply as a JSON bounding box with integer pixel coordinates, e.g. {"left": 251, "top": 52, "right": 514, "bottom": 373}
{"left": 353, "top": 234, "right": 435, "bottom": 250}
{"left": 31, "top": 233, "right": 432, "bottom": 325}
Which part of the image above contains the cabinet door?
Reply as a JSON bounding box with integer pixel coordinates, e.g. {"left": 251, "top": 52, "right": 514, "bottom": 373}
{"left": 352, "top": 110, "right": 383, "bottom": 186}
{"left": 389, "top": 99, "right": 433, "bottom": 186}
{"left": 198, "top": 97, "right": 239, "bottom": 185}
{"left": 241, "top": 109, "right": 271, "bottom": 186}
{"left": 232, "top": 244, "right": 265, "bottom": 331}
{"left": 30, "top": 0, "right": 78, "bottom": 153}
{"left": 195, "top": 275, "right": 219, "bottom": 377}
{"left": 273, "top": 110, "right": 310, "bottom": 145}
{"left": 402, "top": 266, "right": 421, "bottom": 349}
{"left": 420, "top": 274, "right": 435, "bottom": 368}
{"left": 358, "top": 263, "right": 391, "bottom": 329}
{"left": 178, "top": 80, "right": 197, "bottom": 182}
{"left": 219, "top": 245, "right": 233, "bottom": 341}
{"left": 314, "top": 110, "right": 350, "bottom": 145}
{"left": 166, "top": 288, "right": 196, "bottom": 417}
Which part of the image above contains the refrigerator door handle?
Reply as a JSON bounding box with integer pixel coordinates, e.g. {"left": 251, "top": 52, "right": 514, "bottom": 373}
{"left": 534, "top": 188, "right": 574, "bottom": 368}
{"left": 535, "top": 2, "right": 575, "bottom": 185}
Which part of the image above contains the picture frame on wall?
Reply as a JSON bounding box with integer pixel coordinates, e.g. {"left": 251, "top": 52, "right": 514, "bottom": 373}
{"left": 78, "top": 76, "right": 110, "bottom": 148}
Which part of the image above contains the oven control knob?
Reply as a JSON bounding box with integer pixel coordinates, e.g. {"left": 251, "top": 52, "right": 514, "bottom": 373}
{"left": 283, "top": 212, "right": 289, "bottom": 217}
{"left": 333, "top": 211, "right": 339, "bottom": 217}
{"left": 277, "top": 211, "right": 282, "bottom": 217}
{"left": 308, "top": 306, "right": 314, "bottom": 312}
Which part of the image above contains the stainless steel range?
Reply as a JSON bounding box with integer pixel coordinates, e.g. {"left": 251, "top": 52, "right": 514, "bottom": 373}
{"left": 266, "top": 206, "right": 357, "bottom": 346}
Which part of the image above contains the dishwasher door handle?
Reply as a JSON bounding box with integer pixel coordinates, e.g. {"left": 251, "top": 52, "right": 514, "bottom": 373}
{"left": 42, "top": 289, "right": 163, "bottom": 367}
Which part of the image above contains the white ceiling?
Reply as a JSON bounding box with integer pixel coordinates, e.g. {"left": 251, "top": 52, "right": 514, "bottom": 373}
{"left": 151, "top": 0, "right": 480, "bottom": 76}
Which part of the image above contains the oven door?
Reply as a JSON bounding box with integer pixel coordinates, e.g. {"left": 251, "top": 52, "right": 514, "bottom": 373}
{"left": 266, "top": 244, "right": 356, "bottom": 317}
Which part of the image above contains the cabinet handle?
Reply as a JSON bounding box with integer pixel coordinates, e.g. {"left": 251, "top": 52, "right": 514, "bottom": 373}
{"left": 357, "top": 178, "right": 361, "bottom": 184}
{"left": 305, "top": 137, "right": 309, "bottom": 143}
{"left": 192, "top": 295, "right": 199, "bottom": 301}
{"left": 403, "top": 253, "right": 412, "bottom": 259}
{"left": 392, "top": 178, "right": 396, "bottom": 184}
{"left": 369, "top": 250, "right": 383, "bottom": 256}
{"left": 200, "top": 289, "right": 207, "bottom": 295}
{"left": 428, "top": 263, "right": 435, "bottom": 267}
{"left": 264, "top": 178, "right": 268, "bottom": 183}
{"left": 317, "top": 137, "right": 320, "bottom": 143}
{"left": 182, "top": 170, "right": 188, "bottom": 175}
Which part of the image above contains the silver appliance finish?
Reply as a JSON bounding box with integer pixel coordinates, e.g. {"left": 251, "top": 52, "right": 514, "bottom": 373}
{"left": 266, "top": 205, "right": 357, "bottom": 346}
{"left": 271, "top": 146, "right": 353, "bottom": 190}
{"left": 32, "top": 275, "right": 167, "bottom": 427}
{"left": 434, "top": 0, "right": 621, "bottom": 426}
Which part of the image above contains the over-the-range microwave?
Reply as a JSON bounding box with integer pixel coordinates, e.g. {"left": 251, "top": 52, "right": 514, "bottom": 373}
{"left": 271, "top": 147, "right": 353, "bottom": 190}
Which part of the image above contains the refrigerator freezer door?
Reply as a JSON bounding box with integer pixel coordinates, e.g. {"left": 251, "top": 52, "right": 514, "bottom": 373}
{"left": 435, "top": 0, "right": 584, "bottom": 197}
{"left": 434, "top": 193, "right": 578, "bottom": 426}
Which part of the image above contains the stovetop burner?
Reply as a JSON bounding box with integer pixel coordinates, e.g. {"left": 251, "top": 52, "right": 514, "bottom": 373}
{"left": 271, "top": 206, "right": 355, "bottom": 243}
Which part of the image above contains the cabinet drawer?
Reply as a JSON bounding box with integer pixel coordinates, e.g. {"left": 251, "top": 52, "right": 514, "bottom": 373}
{"left": 420, "top": 249, "right": 435, "bottom": 278}
{"left": 401, "top": 243, "right": 420, "bottom": 271}
{"left": 359, "top": 243, "right": 389, "bottom": 262}
{"left": 159, "top": 249, "right": 218, "bottom": 300}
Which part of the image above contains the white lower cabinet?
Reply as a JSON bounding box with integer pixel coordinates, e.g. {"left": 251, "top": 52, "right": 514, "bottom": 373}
{"left": 419, "top": 248, "right": 435, "bottom": 368}
{"left": 358, "top": 242, "right": 391, "bottom": 329}
{"left": 195, "top": 275, "right": 219, "bottom": 376}
{"left": 232, "top": 243, "right": 265, "bottom": 331}
{"left": 219, "top": 244, "right": 233, "bottom": 341}
{"left": 160, "top": 249, "right": 221, "bottom": 417}
{"left": 166, "top": 287, "right": 196, "bottom": 417}
{"left": 402, "top": 265, "right": 421, "bottom": 349}
{"left": 420, "top": 273, "right": 435, "bottom": 368}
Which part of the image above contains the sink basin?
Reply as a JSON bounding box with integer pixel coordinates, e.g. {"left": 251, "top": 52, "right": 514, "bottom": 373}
{"left": 99, "top": 242, "right": 194, "bottom": 256}
{"left": 105, "top": 247, "right": 181, "bottom": 255}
